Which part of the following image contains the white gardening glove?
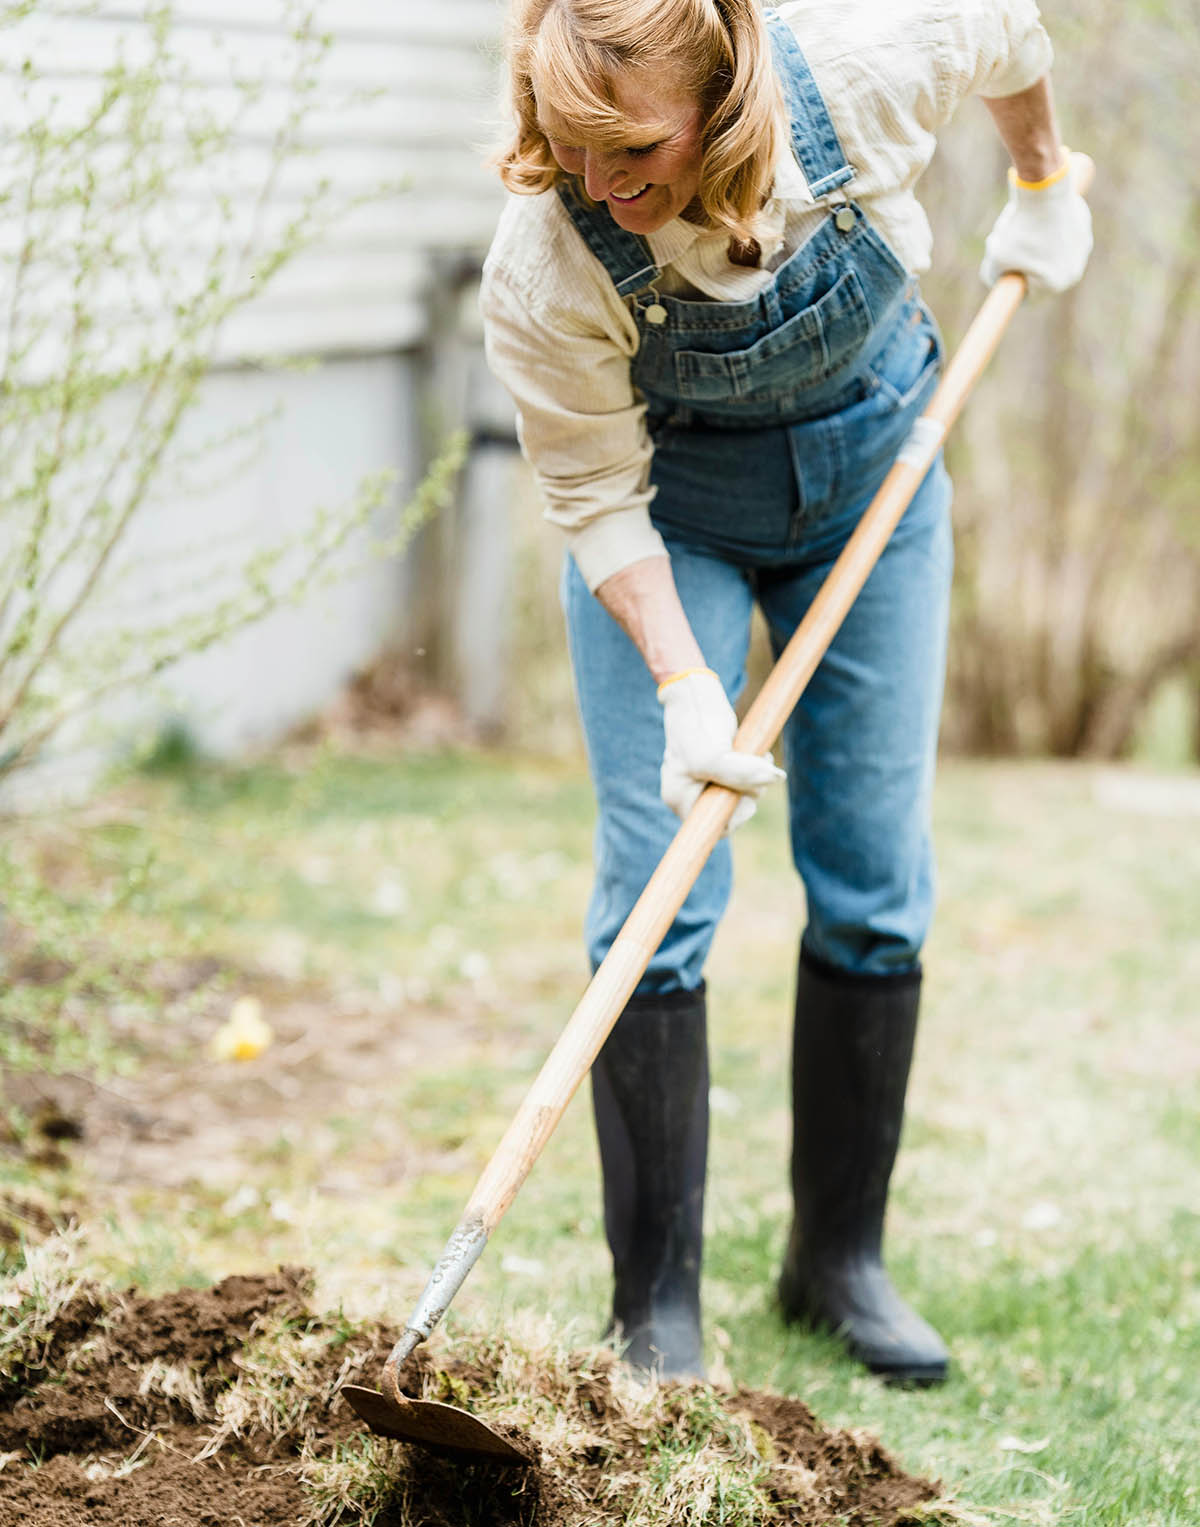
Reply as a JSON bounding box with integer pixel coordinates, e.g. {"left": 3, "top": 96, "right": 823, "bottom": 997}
{"left": 980, "top": 151, "right": 1093, "bottom": 294}
{"left": 657, "top": 667, "right": 785, "bottom": 830}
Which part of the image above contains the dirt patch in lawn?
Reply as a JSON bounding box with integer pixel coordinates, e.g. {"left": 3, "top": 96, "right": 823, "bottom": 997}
{"left": 0, "top": 1264, "right": 940, "bottom": 1526}
{"left": 1, "top": 991, "right": 491, "bottom": 1198}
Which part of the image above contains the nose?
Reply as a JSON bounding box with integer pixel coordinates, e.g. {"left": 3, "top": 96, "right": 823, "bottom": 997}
{"left": 582, "top": 149, "right": 621, "bottom": 202}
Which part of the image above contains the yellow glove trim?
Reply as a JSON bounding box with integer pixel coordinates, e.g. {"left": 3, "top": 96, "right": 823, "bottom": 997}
{"left": 656, "top": 666, "right": 718, "bottom": 700}
{"left": 1010, "top": 153, "right": 1071, "bottom": 192}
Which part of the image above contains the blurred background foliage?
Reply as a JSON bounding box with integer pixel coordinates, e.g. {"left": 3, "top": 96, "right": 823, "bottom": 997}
{"left": 922, "top": 0, "right": 1200, "bottom": 761}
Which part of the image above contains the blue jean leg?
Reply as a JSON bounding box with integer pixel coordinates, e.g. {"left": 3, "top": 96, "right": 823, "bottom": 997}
{"left": 562, "top": 547, "right": 757, "bottom": 993}
{"left": 757, "top": 458, "right": 954, "bottom": 976}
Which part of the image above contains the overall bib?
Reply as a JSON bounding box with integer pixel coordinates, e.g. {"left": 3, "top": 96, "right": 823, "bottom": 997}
{"left": 560, "top": 12, "right": 954, "bottom": 986}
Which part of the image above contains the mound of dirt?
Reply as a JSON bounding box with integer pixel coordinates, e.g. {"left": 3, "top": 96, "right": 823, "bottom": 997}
{"left": 0, "top": 1269, "right": 940, "bottom": 1526}
{"left": 0, "top": 1268, "right": 317, "bottom": 1527}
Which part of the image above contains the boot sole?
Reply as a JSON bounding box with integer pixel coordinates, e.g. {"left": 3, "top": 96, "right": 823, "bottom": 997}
{"left": 867, "top": 1359, "right": 948, "bottom": 1388}
{"left": 778, "top": 1278, "right": 948, "bottom": 1386}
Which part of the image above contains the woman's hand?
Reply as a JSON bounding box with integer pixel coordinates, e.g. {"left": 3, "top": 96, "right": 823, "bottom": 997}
{"left": 657, "top": 668, "right": 784, "bottom": 829}
{"left": 592, "top": 556, "right": 784, "bottom": 830}
{"left": 980, "top": 78, "right": 1093, "bottom": 294}
{"left": 980, "top": 154, "right": 1093, "bottom": 294}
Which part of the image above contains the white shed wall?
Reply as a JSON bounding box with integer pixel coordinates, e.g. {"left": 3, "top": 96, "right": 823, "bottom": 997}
{"left": 154, "top": 353, "right": 423, "bottom": 754}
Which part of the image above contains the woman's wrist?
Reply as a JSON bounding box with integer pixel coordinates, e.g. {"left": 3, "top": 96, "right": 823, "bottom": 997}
{"left": 593, "top": 556, "right": 705, "bottom": 683}
{"left": 639, "top": 629, "right": 708, "bottom": 687}
{"left": 1011, "top": 154, "right": 1069, "bottom": 190}
{"left": 1009, "top": 142, "right": 1066, "bottom": 185}
{"left": 643, "top": 640, "right": 707, "bottom": 686}
{"left": 656, "top": 665, "right": 718, "bottom": 698}
{"left": 982, "top": 77, "right": 1065, "bottom": 187}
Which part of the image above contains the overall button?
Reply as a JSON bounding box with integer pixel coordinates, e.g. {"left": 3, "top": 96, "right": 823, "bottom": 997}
{"left": 644, "top": 303, "right": 668, "bottom": 325}
{"left": 834, "top": 207, "right": 855, "bottom": 233}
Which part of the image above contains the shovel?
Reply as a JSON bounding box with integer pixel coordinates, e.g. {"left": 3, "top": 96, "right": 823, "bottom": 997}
{"left": 341, "top": 158, "right": 1093, "bottom": 1464}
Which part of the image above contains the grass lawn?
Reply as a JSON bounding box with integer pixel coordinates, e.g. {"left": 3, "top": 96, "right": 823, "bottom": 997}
{"left": 1, "top": 742, "right": 1197, "bottom": 1524}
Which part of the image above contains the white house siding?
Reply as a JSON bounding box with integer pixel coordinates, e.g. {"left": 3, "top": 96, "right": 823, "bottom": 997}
{"left": 5, "top": 0, "right": 508, "bottom": 359}
{"left": 0, "top": 1, "right": 513, "bottom": 803}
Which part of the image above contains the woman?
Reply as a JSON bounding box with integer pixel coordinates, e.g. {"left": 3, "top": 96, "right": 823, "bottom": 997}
{"left": 481, "top": 0, "right": 1091, "bottom": 1385}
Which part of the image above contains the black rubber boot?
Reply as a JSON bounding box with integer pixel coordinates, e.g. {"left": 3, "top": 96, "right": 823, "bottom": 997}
{"left": 591, "top": 983, "right": 708, "bottom": 1380}
{"left": 778, "top": 946, "right": 948, "bottom": 1384}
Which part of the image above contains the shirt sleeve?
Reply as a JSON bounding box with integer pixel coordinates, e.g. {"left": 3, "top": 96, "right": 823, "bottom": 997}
{"left": 480, "top": 259, "right": 668, "bottom": 592}
{"left": 933, "top": 0, "right": 1054, "bottom": 112}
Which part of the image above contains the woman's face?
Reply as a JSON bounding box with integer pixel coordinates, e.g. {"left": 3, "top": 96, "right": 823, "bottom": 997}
{"left": 538, "top": 70, "right": 706, "bottom": 234}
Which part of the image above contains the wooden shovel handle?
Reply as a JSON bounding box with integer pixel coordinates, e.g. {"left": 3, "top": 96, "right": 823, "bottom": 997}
{"left": 445, "top": 152, "right": 1096, "bottom": 1259}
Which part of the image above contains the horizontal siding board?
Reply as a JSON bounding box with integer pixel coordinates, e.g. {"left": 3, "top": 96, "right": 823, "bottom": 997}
{"left": 5, "top": 153, "right": 501, "bottom": 219}
{"left": 3, "top": 244, "right": 433, "bottom": 311}
{"left": 8, "top": 189, "right": 504, "bottom": 261}
{"left": 0, "top": 192, "right": 501, "bottom": 264}
{"left": 13, "top": 278, "right": 434, "bottom": 374}
{"left": 0, "top": 117, "right": 503, "bottom": 165}
{"left": 1, "top": 87, "right": 503, "bottom": 151}
{"left": 202, "top": 308, "right": 430, "bottom": 365}
{"left": 130, "top": 149, "right": 498, "bottom": 204}
{"left": 214, "top": 298, "right": 431, "bottom": 360}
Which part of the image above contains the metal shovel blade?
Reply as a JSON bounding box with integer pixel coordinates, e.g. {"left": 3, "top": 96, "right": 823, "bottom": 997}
{"left": 339, "top": 1383, "right": 531, "bottom": 1465}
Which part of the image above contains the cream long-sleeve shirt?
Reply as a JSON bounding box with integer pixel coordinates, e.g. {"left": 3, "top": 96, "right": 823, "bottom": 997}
{"left": 481, "top": 0, "right": 1053, "bottom": 592}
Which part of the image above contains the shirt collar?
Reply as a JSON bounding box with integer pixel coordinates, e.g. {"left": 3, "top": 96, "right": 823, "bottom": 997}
{"left": 646, "top": 216, "right": 703, "bottom": 269}
{"left": 772, "top": 141, "right": 813, "bottom": 204}
{"left": 645, "top": 139, "right": 814, "bottom": 268}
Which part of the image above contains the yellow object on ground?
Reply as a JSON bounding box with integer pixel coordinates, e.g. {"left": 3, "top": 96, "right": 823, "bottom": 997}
{"left": 210, "top": 996, "right": 274, "bottom": 1061}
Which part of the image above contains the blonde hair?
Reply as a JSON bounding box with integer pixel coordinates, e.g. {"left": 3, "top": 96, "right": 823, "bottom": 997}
{"left": 495, "top": 0, "right": 786, "bottom": 247}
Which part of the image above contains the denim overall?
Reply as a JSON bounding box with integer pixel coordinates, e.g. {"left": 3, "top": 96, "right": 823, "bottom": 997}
{"left": 560, "top": 12, "right": 953, "bottom": 985}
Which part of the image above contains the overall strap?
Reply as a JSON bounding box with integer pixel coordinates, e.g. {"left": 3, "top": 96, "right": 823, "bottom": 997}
{"left": 763, "top": 9, "right": 855, "bottom": 199}
{"left": 556, "top": 177, "right": 662, "bottom": 299}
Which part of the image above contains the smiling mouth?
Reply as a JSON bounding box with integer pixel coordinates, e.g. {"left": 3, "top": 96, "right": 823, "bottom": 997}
{"left": 610, "top": 184, "right": 651, "bottom": 203}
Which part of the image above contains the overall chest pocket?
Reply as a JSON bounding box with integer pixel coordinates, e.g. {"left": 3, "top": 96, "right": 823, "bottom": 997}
{"left": 671, "top": 267, "right": 873, "bottom": 403}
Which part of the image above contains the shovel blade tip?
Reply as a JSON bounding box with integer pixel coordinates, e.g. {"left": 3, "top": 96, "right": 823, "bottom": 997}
{"left": 339, "top": 1384, "right": 531, "bottom": 1466}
